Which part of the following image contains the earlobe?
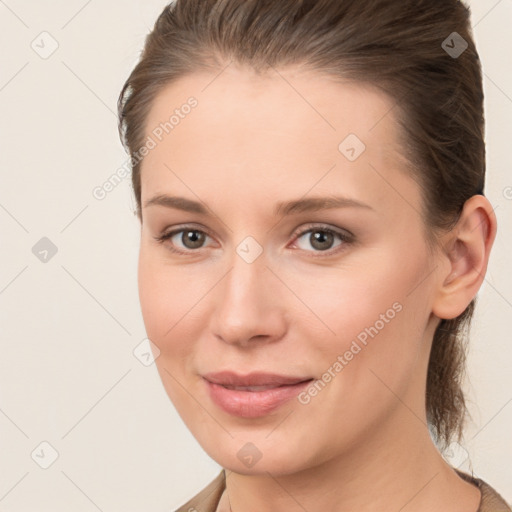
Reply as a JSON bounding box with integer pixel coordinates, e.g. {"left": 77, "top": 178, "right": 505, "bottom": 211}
{"left": 432, "top": 195, "right": 497, "bottom": 320}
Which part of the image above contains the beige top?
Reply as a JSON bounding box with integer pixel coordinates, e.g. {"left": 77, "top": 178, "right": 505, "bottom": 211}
{"left": 175, "top": 468, "right": 511, "bottom": 512}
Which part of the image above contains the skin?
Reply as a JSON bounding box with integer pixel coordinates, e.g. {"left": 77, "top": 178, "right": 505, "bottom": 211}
{"left": 137, "top": 64, "right": 496, "bottom": 512}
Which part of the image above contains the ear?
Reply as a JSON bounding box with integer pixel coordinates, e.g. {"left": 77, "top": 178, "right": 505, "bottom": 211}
{"left": 431, "top": 195, "right": 497, "bottom": 320}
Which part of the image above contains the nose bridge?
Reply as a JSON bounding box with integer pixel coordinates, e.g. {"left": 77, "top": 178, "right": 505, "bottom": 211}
{"left": 211, "top": 240, "right": 285, "bottom": 345}
{"left": 223, "top": 228, "right": 270, "bottom": 303}
{"left": 222, "top": 244, "right": 270, "bottom": 318}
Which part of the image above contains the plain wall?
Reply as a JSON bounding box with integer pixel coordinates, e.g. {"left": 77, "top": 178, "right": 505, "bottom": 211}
{"left": 0, "top": 0, "right": 510, "bottom": 509}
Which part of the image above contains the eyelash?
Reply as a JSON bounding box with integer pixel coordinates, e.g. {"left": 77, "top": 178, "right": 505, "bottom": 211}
{"left": 153, "top": 223, "right": 354, "bottom": 258}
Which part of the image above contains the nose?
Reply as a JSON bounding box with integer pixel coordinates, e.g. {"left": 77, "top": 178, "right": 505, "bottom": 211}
{"left": 209, "top": 248, "right": 287, "bottom": 348}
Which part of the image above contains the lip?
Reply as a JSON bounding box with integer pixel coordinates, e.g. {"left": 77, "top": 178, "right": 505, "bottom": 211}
{"left": 203, "top": 371, "right": 312, "bottom": 387}
{"left": 202, "top": 371, "right": 314, "bottom": 418}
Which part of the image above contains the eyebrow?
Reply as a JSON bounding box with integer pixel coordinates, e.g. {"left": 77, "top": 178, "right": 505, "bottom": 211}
{"left": 143, "top": 194, "right": 374, "bottom": 216}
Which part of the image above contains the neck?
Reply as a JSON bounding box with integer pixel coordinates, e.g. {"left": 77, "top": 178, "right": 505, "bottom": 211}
{"left": 223, "top": 415, "right": 480, "bottom": 512}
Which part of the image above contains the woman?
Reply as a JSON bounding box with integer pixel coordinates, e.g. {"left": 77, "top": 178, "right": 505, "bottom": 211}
{"left": 117, "top": 0, "right": 511, "bottom": 510}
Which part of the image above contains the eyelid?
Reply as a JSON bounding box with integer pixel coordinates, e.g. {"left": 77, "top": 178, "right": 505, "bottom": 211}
{"left": 288, "top": 223, "right": 354, "bottom": 257}
{"left": 154, "top": 222, "right": 354, "bottom": 256}
{"left": 153, "top": 223, "right": 216, "bottom": 252}
{"left": 290, "top": 223, "right": 354, "bottom": 243}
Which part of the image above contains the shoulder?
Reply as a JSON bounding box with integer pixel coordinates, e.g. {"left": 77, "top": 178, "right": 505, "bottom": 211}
{"left": 456, "top": 469, "right": 511, "bottom": 512}
{"left": 478, "top": 481, "right": 512, "bottom": 512}
{"left": 175, "top": 469, "right": 226, "bottom": 512}
{"left": 173, "top": 468, "right": 511, "bottom": 511}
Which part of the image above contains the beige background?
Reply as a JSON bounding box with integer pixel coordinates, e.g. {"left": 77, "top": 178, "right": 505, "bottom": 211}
{"left": 0, "top": 0, "right": 511, "bottom": 510}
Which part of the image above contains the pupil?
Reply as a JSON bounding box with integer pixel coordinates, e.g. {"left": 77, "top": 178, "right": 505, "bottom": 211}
{"left": 312, "top": 231, "right": 333, "bottom": 250}
{"left": 184, "top": 230, "right": 204, "bottom": 248}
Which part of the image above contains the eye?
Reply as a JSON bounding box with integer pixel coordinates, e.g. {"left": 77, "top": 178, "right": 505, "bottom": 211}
{"left": 154, "top": 223, "right": 354, "bottom": 257}
{"left": 290, "top": 224, "right": 353, "bottom": 256}
{"left": 154, "top": 226, "right": 213, "bottom": 254}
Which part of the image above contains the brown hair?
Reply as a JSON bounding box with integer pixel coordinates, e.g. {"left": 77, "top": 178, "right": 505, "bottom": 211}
{"left": 118, "top": 0, "right": 486, "bottom": 450}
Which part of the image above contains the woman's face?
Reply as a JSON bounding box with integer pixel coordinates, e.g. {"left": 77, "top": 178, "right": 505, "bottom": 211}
{"left": 138, "top": 65, "right": 443, "bottom": 474}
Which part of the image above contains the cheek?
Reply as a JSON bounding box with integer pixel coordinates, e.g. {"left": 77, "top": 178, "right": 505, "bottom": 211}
{"left": 312, "top": 239, "right": 428, "bottom": 352}
{"left": 316, "top": 248, "right": 431, "bottom": 411}
{"left": 300, "top": 255, "right": 413, "bottom": 348}
{"left": 138, "top": 248, "right": 163, "bottom": 338}
{"left": 137, "top": 245, "right": 209, "bottom": 368}
{"left": 138, "top": 247, "right": 181, "bottom": 347}
{"left": 137, "top": 250, "right": 193, "bottom": 412}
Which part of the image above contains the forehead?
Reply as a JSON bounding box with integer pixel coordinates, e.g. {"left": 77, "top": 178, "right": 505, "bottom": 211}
{"left": 144, "top": 64, "right": 402, "bottom": 157}
{"left": 140, "top": 65, "right": 417, "bottom": 219}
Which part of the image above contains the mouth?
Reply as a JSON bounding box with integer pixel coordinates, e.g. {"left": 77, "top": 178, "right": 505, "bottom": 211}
{"left": 202, "top": 370, "right": 314, "bottom": 388}
{"left": 202, "top": 372, "right": 315, "bottom": 418}
{"left": 217, "top": 383, "right": 310, "bottom": 392}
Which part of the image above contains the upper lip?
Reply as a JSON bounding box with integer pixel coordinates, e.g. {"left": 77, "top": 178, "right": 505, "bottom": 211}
{"left": 203, "top": 371, "right": 313, "bottom": 387}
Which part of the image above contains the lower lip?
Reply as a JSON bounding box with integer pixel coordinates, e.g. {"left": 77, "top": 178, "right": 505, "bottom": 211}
{"left": 204, "top": 378, "right": 313, "bottom": 418}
